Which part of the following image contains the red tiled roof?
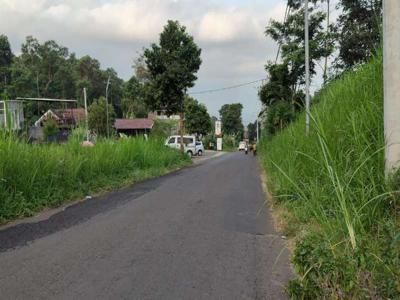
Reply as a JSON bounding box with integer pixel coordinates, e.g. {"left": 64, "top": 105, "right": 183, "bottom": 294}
{"left": 115, "top": 118, "right": 154, "bottom": 130}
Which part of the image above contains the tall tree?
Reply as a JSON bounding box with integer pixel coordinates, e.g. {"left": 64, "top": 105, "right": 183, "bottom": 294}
{"left": 266, "top": 0, "right": 331, "bottom": 89}
{"left": 121, "top": 75, "right": 148, "bottom": 118}
{"left": 9, "top": 36, "right": 76, "bottom": 122}
{"left": 334, "top": 0, "right": 382, "bottom": 70}
{"left": 143, "top": 20, "right": 201, "bottom": 149}
{"left": 260, "top": 0, "right": 332, "bottom": 135}
{"left": 75, "top": 55, "right": 105, "bottom": 104}
{"left": 184, "top": 96, "right": 211, "bottom": 136}
{"left": 7, "top": 36, "right": 75, "bottom": 103}
{"left": 132, "top": 54, "right": 150, "bottom": 84}
{"left": 88, "top": 96, "right": 116, "bottom": 137}
{"left": 0, "top": 35, "right": 13, "bottom": 97}
{"left": 219, "top": 103, "right": 244, "bottom": 138}
{"left": 247, "top": 121, "right": 257, "bottom": 142}
{"left": 103, "top": 67, "right": 124, "bottom": 117}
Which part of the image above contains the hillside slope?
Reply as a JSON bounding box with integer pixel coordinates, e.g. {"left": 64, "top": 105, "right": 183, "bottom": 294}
{"left": 260, "top": 54, "right": 399, "bottom": 298}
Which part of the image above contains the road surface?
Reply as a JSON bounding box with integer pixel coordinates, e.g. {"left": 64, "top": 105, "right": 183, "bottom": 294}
{"left": 0, "top": 152, "right": 292, "bottom": 299}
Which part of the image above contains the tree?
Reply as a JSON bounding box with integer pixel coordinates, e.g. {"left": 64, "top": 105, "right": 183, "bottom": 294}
{"left": 143, "top": 20, "right": 201, "bottom": 149}
{"left": 219, "top": 103, "right": 244, "bottom": 138}
{"left": 16, "top": 36, "right": 75, "bottom": 98}
{"left": 259, "top": 0, "right": 332, "bottom": 136}
{"left": 184, "top": 96, "right": 211, "bottom": 136}
{"left": 132, "top": 54, "right": 151, "bottom": 84}
{"left": 88, "top": 96, "right": 116, "bottom": 136}
{"left": 265, "top": 101, "right": 294, "bottom": 135}
{"left": 0, "top": 35, "right": 13, "bottom": 97}
{"left": 259, "top": 63, "right": 294, "bottom": 107}
{"left": 121, "top": 75, "right": 148, "bottom": 118}
{"left": 334, "top": 0, "right": 382, "bottom": 70}
{"left": 9, "top": 36, "right": 77, "bottom": 123}
{"left": 266, "top": 0, "right": 332, "bottom": 88}
{"left": 75, "top": 55, "right": 105, "bottom": 104}
{"left": 247, "top": 122, "right": 257, "bottom": 142}
{"left": 103, "top": 67, "right": 124, "bottom": 117}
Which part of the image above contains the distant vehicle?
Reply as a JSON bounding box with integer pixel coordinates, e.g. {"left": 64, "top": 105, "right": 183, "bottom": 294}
{"left": 238, "top": 141, "right": 246, "bottom": 151}
{"left": 165, "top": 135, "right": 196, "bottom": 156}
{"left": 195, "top": 141, "right": 204, "bottom": 156}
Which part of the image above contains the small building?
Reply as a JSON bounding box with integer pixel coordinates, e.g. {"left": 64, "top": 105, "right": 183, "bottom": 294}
{"left": 30, "top": 108, "right": 85, "bottom": 142}
{"left": 34, "top": 108, "right": 85, "bottom": 128}
{"left": 115, "top": 118, "right": 154, "bottom": 136}
{"left": 148, "top": 110, "right": 180, "bottom": 120}
{"left": 0, "top": 100, "right": 24, "bottom": 130}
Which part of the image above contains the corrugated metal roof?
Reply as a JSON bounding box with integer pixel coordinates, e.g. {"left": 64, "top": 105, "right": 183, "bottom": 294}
{"left": 115, "top": 118, "right": 154, "bottom": 130}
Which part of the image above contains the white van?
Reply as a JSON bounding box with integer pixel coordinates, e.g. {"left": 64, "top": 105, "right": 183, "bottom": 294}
{"left": 165, "top": 135, "right": 196, "bottom": 156}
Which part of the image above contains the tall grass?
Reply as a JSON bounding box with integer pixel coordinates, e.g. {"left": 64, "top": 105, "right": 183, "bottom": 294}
{"left": 0, "top": 135, "right": 190, "bottom": 222}
{"left": 259, "top": 53, "right": 400, "bottom": 298}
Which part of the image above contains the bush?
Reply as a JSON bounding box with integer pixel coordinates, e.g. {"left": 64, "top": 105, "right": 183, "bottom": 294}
{"left": 259, "top": 53, "right": 400, "bottom": 298}
{"left": 0, "top": 136, "right": 190, "bottom": 222}
{"left": 43, "top": 118, "right": 59, "bottom": 140}
{"left": 151, "top": 120, "right": 179, "bottom": 138}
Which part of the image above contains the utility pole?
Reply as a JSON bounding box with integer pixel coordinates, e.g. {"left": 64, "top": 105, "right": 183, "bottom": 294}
{"left": 304, "top": 0, "right": 311, "bottom": 135}
{"left": 323, "top": 0, "right": 330, "bottom": 85}
{"left": 83, "top": 88, "right": 89, "bottom": 142}
{"left": 256, "top": 118, "right": 259, "bottom": 142}
{"left": 105, "top": 76, "right": 111, "bottom": 139}
{"left": 384, "top": 0, "right": 400, "bottom": 176}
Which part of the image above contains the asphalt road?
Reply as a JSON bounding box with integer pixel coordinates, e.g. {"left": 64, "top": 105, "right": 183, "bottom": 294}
{"left": 0, "top": 152, "right": 292, "bottom": 300}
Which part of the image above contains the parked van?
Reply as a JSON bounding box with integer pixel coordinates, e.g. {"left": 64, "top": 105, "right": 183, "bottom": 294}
{"left": 165, "top": 135, "right": 196, "bottom": 156}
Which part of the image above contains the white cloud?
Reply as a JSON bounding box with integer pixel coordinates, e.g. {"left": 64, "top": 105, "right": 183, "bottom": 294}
{"left": 0, "top": 0, "right": 287, "bottom": 123}
{"left": 198, "top": 10, "right": 249, "bottom": 43}
{"left": 43, "top": 4, "right": 72, "bottom": 20}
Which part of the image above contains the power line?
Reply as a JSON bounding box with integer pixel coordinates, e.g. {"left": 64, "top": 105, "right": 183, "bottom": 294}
{"left": 16, "top": 97, "right": 77, "bottom": 103}
{"left": 189, "top": 79, "right": 266, "bottom": 95}
{"left": 275, "top": 1, "right": 291, "bottom": 64}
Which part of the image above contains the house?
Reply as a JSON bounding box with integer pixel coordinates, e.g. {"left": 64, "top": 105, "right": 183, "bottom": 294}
{"left": 115, "top": 118, "right": 154, "bottom": 136}
{"left": 34, "top": 108, "right": 85, "bottom": 128}
{"left": 0, "top": 100, "right": 24, "bottom": 130}
{"left": 148, "top": 111, "right": 181, "bottom": 135}
{"left": 30, "top": 108, "right": 85, "bottom": 142}
{"left": 148, "top": 110, "right": 180, "bottom": 120}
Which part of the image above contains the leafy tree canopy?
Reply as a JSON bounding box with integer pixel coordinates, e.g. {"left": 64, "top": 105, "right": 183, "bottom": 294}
{"left": 121, "top": 75, "right": 148, "bottom": 119}
{"left": 247, "top": 121, "right": 257, "bottom": 143}
{"left": 143, "top": 20, "right": 202, "bottom": 116}
{"left": 184, "top": 96, "right": 211, "bottom": 136}
{"left": 219, "top": 103, "right": 244, "bottom": 138}
{"left": 0, "top": 34, "right": 13, "bottom": 96}
{"left": 266, "top": 0, "right": 332, "bottom": 87}
{"left": 333, "top": 0, "right": 382, "bottom": 70}
{"left": 88, "top": 96, "right": 116, "bottom": 137}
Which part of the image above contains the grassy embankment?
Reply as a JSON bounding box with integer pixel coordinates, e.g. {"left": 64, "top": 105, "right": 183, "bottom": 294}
{"left": 0, "top": 135, "right": 190, "bottom": 223}
{"left": 259, "top": 54, "right": 399, "bottom": 298}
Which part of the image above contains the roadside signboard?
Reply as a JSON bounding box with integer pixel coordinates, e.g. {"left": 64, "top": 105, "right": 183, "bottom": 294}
{"left": 215, "top": 120, "right": 222, "bottom": 136}
{"left": 217, "top": 138, "right": 223, "bottom": 151}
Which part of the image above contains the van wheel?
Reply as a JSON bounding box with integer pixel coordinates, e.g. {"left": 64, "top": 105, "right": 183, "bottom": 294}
{"left": 198, "top": 150, "right": 203, "bottom": 156}
{"left": 187, "top": 150, "right": 193, "bottom": 157}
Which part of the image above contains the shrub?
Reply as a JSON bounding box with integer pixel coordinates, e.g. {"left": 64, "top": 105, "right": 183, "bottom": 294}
{"left": 43, "top": 118, "right": 59, "bottom": 140}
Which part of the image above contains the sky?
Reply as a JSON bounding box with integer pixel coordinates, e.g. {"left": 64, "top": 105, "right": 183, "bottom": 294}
{"left": 1, "top": 0, "right": 293, "bottom": 124}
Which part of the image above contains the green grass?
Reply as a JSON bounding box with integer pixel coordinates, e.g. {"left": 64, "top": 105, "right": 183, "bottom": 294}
{"left": 0, "top": 135, "right": 190, "bottom": 223}
{"left": 259, "top": 53, "right": 400, "bottom": 299}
